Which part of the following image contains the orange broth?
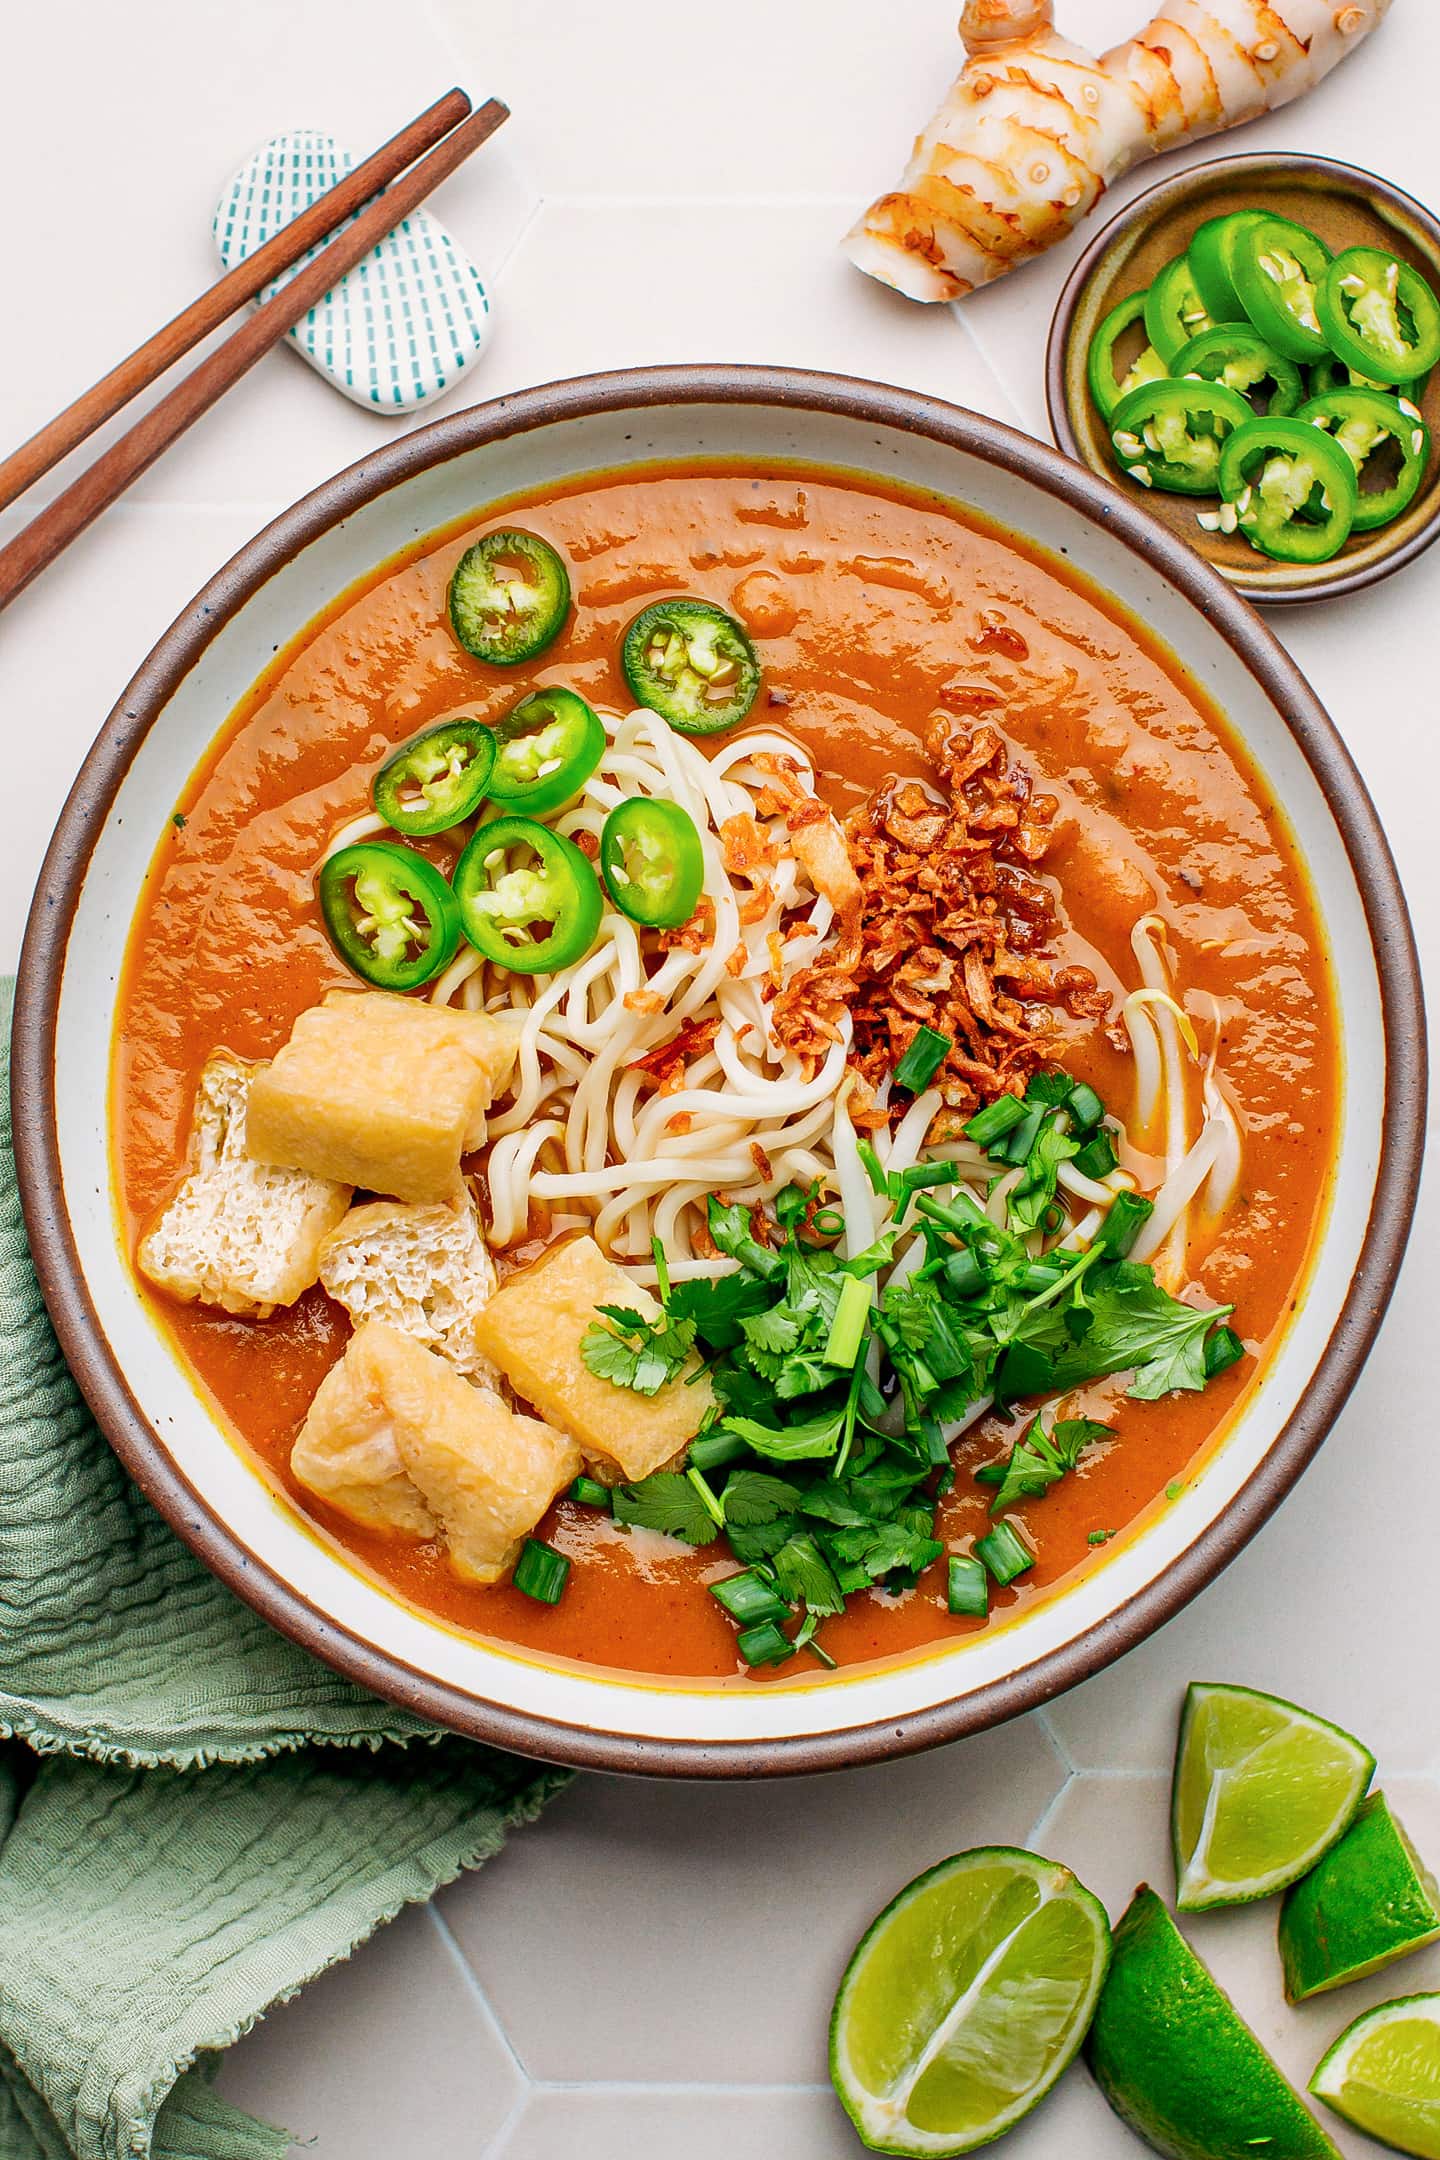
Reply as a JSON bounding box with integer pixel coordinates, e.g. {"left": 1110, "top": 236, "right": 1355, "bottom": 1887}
{"left": 112, "top": 463, "right": 1340, "bottom": 1686}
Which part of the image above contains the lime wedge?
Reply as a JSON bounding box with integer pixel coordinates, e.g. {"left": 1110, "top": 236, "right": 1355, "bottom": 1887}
{"left": 1172, "top": 1680, "right": 1374, "bottom": 1910}
{"left": 1311, "top": 1994, "right": 1440, "bottom": 2156}
{"left": 1085, "top": 1884, "right": 1341, "bottom": 2159}
{"left": 1281, "top": 1791, "right": 1440, "bottom": 2001}
{"left": 829, "top": 1846, "right": 1110, "bottom": 2155}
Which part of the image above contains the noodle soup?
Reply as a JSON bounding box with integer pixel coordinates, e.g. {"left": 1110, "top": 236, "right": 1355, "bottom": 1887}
{"left": 113, "top": 464, "right": 1339, "bottom": 1684}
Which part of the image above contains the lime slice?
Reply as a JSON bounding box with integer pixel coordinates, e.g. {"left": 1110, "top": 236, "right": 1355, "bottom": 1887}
{"left": 1311, "top": 1994, "right": 1440, "bottom": 2156}
{"left": 1281, "top": 1791, "right": 1440, "bottom": 2001}
{"left": 1085, "top": 1884, "right": 1341, "bottom": 2159}
{"left": 829, "top": 1846, "right": 1110, "bottom": 2155}
{"left": 1172, "top": 1680, "right": 1374, "bottom": 1910}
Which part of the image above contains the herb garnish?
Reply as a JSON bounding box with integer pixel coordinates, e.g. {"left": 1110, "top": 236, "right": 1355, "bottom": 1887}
{"left": 582, "top": 1067, "right": 1240, "bottom": 1671}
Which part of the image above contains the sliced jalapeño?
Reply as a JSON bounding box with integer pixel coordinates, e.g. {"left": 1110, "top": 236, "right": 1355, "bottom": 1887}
{"left": 318, "top": 841, "right": 461, "bottom": 990}
{"left": 600, "top": 798, "right": 705, "bottom": 929}
{"left": 621, "top": 599, "right": 760, "bottom": 734}
{"left": 487, "top": 687, "right": 605, "bottom": 818}
{"left": 448, "top": 529, "right": 571, "bottom": 665}
{"left": 453, "top": 814, "right": 602, "bottom": 975}
{"left": 373, "top": 719, "right": 495, "bottom": 837}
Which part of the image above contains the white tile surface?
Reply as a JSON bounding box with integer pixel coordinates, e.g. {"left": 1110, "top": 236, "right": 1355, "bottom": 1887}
{"left": 8, "top": 1, "right": 1439, "bottom": 2154}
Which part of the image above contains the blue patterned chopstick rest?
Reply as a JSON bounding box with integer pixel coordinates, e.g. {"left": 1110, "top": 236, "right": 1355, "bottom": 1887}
{"left": 213, "top": 128, "right": 492, "bottom": 413}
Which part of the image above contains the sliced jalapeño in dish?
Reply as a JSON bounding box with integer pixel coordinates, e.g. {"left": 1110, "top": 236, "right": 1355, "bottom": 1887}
{"left": 622, "top": 598, "right": 760, "bottom": 733}
{"left": 1087, "top": 290, "right": 1165, "bottom": 423}
{"left": 372, "top": 718, "right": 496, "bottom": 837}
{"left": 319, "top": 841, "right": 461, "bottom": 990}
{"left": 1170, "top": 324, "right": 1304, "bottom": 417}
{"left": 1228, "top": 214, "right": 1333, "bottom": 362}
{"left": 448, "top": 528, "right": 572, "bottom": 665}
{"left": 1110, "top": 378, "right": 1253, "bottom": 494}
{"left": 487, "top": 687, "right": 606, "bottom": 818}
{"left": 453, "top": 814, "right": 602, "bottom": 974}
{"left": 600, "top": 797, "right": 705, "bottom": 928}
{"left": 1143, "top": 252, "right": 1215, "bottom": 367}
{"left": 1298, "top": 384, "right": 1431, "bottom": 531}
{"left": 1185, "top": 208, "right": 1268, "bottom": 323}
{"left": 1318, "top": 245, "right": 1440, "bottom": 386}
{"left": 1218, "top": 414, "right": 1358, "bottom": 562}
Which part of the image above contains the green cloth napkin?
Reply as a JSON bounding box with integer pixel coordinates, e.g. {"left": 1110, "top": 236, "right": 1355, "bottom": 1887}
{"left": 0, "top": 985, "right": 566, "bottom": 2160}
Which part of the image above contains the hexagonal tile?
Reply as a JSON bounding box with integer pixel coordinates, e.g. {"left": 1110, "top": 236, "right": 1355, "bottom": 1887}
{"left": 213, "top": 1903, "right": 524, "bottom": 2158}
{"left": 484, "top": 199, "right": 1008, "bottom": 418}
{"left": 440, "top": 1713, "right": 1065, "bottom": 2086}
{"left": 495, "top": 2086, "right": 851, "bottom": 2159}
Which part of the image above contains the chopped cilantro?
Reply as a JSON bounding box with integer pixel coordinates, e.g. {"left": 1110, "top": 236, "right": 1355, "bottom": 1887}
{"left": 612, "top": 1471, "right": 720, "bottom": 1545}
{"left": 580, "top": 1304, "right": 696, "bottom": 1395}
{"left": 572, "top": 1062, "right": 1240, "bottom": 1674}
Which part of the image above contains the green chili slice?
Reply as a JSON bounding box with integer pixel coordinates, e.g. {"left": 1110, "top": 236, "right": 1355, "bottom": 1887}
{"left": 1308, "top": 353, "right": 1430, "bottom": 404}
{"left": 1143, "top": 252, "right": 1216, "bottom": 367}
{"left": 599, "top": 797, "right": 705, "bottom": 929}
{"left": 1317, "top": 246, "right": 1440, "bottom": 386}
{"left": 372, "top": 720, "right": 496, "bottom": 837}
{"left": 1171, "top": 324, "right": 1303, "bottom": 417}
{"left": 453, "top": 814, "right": 602, "bottom": 974}
{"left": 1230, "top": 215, "right": 1333, "bottom": 363}
{"left": 1110, "top": 378, "right": 1254, "bottom": 495}
{"left": 1186, "top": 209, "right": 1268, "bottom": 324}
{"left": 448, "top": 529, "right": 571, "bottom": 665}
{"left": 1087, "top": 290, "right": 1165, "bottom": 422}
{"left": 487, "top": 687, "right": 605, "bottom": 817}
{"left": 1298, "top": 386, "right": 1431, "bottom": 532}
{"left": 1218, "top": 414, "right": 1358, "bottom": 563}
{"left": 318, "top": 842, "right": 461, "bottom": 990}
{"left": 621, "top": 599, "right": 760, "bottom": 734}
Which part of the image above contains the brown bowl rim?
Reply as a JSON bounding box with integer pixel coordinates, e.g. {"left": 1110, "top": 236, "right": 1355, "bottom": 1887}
{"left": 11, "top": 362, "right": 1427, "bottom": 1776}
{"left": 1045, "top": 149, "right": 1440, "bottom": 606}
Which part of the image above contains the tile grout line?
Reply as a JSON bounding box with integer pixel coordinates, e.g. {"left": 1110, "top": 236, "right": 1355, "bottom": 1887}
{"left": 425, "top": 1902, "right": 536, "bottom": 2086}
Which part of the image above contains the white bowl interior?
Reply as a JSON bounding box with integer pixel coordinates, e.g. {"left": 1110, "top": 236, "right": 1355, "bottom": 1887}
{"left": 66, "top": 397, "right": 1381, "bottom": 1751}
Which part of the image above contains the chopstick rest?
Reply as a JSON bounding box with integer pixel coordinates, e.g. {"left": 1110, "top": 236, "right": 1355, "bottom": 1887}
{"left": 213, "top": 128, "right": 492, "bottom": 412}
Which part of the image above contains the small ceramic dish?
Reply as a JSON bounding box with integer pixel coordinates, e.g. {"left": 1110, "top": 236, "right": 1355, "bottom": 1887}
{"left": 1046, "top": 152, "right": 1440, "bottom": 605}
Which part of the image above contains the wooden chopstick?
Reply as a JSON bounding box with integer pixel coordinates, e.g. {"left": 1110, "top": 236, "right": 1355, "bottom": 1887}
{"left": 0, "top": 94, "right": 510, "bottom": 617}
{"left": 0, "top": 88, "right": 474, "bottom": 517}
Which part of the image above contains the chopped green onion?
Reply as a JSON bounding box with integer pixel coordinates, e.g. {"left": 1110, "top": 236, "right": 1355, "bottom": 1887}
{"left": 893, "top": 1025, "right": 953, "bottom": 1093}
{"left": 687, "top": 1465, "right": 726, "bottom": 1527}
{"left": 689, "top": 1428, "right": 751, "bottom": 1474}
{"left": 947, "top": 1554, "right": 989, "bottom": 1617}
{"left": 710, "top": 1569, "right": 791, "bottom": 1627}
{"left": 964, "top": 1094, "right": 1026, "bottom": 1149}
{"left": 975, "top": 1519, "right": 1035, "bottom": 1587}
{"left": 1024, "top": 1070, "right": 1074, "bottom": 1109}
{"left": 917, "top": 1189, "right": 989, "bottom": 1239}
{"left": 513, "top": 1538, "right": 570, "bottom": 1605}
{"left": 569, "top": 1475, "right": 612, "bottom": 1509}
{"left": 1094, "top": 1189, "right": 1154, "bottom": 1258}
{"left": 824, "top": 1272, "right": 873, "bottom": 1369}
{"left": 857, "top": 1138, "right": 889, "bottom": 1197}
{"left": 650, "top": 1233, "right": 671, "bottom": 1301}
{"left": 1001, "top": 1101, "right": 1048, "bottom": 1165}
{"left": 895, "top": 1161, "right": 955, "bottom": 1196}
{"left": 941, "top": 1248, "right": 986, "bottom": 1301}
{"left": 1067, "top": 1081, "right": 1106, "bottom": 1132}
{"left": 1204, "top": 1324, "right": 1247, "bottom": 1379}
{"left": 736, "top": 1620, "right": 793, "bottom": 1668}
{"left": 811, "top": 1206, "right": 845, "bottom": 1238}
{"left": 1073, "top": 1129, "right": 1119, "bottom": 1179}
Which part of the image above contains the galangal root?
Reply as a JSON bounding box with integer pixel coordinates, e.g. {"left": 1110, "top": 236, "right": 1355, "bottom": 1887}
{"left": 845, "top": 0, "right": 1392, "bottom": 302}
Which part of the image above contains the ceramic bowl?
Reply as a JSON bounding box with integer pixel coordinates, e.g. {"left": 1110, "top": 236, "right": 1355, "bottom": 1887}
{"left": 13, "top": 366, "right": 1426, "bottom": 1775}
{"left": 1046, "top": 152, "right": 1440, "bottom": 605}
